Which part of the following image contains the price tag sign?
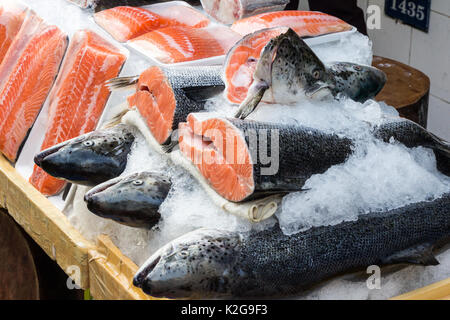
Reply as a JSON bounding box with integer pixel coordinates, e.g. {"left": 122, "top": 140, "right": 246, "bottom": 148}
{"left": 385, "top": 0, "right": 431, "bottom": 32}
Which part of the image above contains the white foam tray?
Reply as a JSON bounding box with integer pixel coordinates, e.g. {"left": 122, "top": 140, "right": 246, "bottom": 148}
{"left": 124, "top": 1, "right": 357, "bottom": 67}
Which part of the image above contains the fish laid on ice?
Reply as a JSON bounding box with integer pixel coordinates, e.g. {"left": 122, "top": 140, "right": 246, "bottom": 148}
{"left": 94, "top": 5, "right": 209, "bottom": 42}
{"left": 179, "top": 114, "right": 450, "bottom": 202}
{"left": 179, "top": 114, "right": 353, "bottom": 202}
{"left": 108, "top": 66, "right": 224, "bottom": 150}
{"left": 128, "top": 25, "right": 241, "bottom": 64}
{"left": 34, "top": 124, "right": 135, "bottom": 187}
{"left": 29, "top": 30, "right": 127, "bottom": 196}
{"left": 233, "top": 28, "right": 386, "bottom": 119}
{"left": 134, "top": 193, "right": 450, "bottom": 298}
{"left": 231, "top": 10, "right": 353, "bottom": 36}
{"left": 84, "top": 171, "right": 171, "bottom": 228}
{"left": 200, "top": 0, "right": 289, "bottom": 25}
{"left": 0, "top": 12, "right": 68, "bottom": 162}
{"left": 0, "top": 1, "right": 27, "bottom": 64}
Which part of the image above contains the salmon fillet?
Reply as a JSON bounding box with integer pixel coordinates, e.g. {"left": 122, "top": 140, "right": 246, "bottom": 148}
{"left": 0, "top": 1, "right": 27, "bottom": 64}
{"left": 231, "top": 10, "right": 353, "bottom": 36}
{"left": 94, "top": 5, "right": 209, "bottom": 42}
{"left": 29, "top": 30, "right": 127, "bottom": 196}
{"left": 0, "top": 13, "right": 68, "bottom": 162}
{"left": 129, "top": 25, "right": 241, "bottom": 64}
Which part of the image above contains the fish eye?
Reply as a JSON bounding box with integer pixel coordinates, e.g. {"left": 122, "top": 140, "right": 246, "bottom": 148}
{"left": 83, "top": 141, "right": 94, "bottom": 147}
{"left": 312, "top": 70, "right": 321, "bottom": 79}
{"left": 133, "top": 180, "right": 143, "bottom": 186}
{"left": 354, "top": 65, "right": 362, "bottom": 71}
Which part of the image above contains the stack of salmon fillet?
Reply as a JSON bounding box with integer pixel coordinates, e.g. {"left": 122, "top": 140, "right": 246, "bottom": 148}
{"left": 94, "top": 5, "right": 241, "bottom": 64}
{"left": 0, "top": 2, "right": 127, "bottom": 196}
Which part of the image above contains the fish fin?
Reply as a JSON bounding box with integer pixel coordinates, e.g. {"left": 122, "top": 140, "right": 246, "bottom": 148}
{"left": 305, "top": 81, "right": 331, "bottom": 99}
{"left": 106, "top": 75, "right": 139, "bottom": 91}
{"left": 382, "top": 243, "right": 439, "bottom": 266}
{"left": 161, "top": 139, "right": 179, "bottom": 153}
{"left": 103, "top": 109, "right": 129, "bottom": 129}
{"left": 234, "top": 81, "right": 269, "bottom": 119}
{"left": 426, "top": 127, "right": 450, "bottom": 176}
{"left": 62, "top": 183, "right": 72, "bottom": 201}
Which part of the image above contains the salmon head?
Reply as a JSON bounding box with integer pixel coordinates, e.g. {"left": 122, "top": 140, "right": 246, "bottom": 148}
{"left": 34, "top": 124, "right": 135, "bottom": 186}
{"left": 84, "top": 171, "right": 171, "bottom": 229}
{"left": 134, "top": 228, "right": 244, "bottom": 298}
{"left": 235, "top": 28, "right": 332, "bottom": 119}
{"left": 328, "top": 62, "right": 387, "bottom": 102}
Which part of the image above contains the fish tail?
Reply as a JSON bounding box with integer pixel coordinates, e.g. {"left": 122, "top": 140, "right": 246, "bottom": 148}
{"left": 434, "top": 140, "right": 450, "bottom": 176}
{"left": 106, "top": 75, "right": 139, "bottom": 91}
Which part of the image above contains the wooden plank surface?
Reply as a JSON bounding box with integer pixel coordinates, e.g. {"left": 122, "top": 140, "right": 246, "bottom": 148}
{"left": 392, "top": 278, "right": 450, "bottom": 300}
{"left": 88, "top": 235, "right": 156, "bottom": 300}
{"left": 0, "top": 155, "right": 94, "bottom": 289}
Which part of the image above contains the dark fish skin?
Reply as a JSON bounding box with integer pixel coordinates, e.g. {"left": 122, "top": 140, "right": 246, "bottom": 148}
{"left": 225, "top": 118, "right": 354, "bottom": 200}
{"left": 84, "top": 171, "right": 171, "bottom": 228}
{"left": 34, "top": 124, "right": 135, "bottom": 186}
{"left": 235, "top": 28, "right": 386, "bottom": 119}
{"left": 134, "top": 193, "right": 450, "bottom": 298}
{"left": 204, "top": 117, "right": 450, "bottom": 201}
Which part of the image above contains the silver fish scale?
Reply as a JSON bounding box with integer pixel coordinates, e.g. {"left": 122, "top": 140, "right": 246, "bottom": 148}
{"left": 163, "top": 66, "right": 224, "bottom": 89}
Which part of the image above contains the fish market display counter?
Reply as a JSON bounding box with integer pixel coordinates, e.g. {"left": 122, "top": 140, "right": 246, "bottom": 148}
{"left": 0, "top": 151, "right": 449, "bottom": 300}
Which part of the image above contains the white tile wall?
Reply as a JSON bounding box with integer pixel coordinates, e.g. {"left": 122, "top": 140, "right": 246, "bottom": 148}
{"left": 410, "top": 11, "right": 450, "bottom": 103}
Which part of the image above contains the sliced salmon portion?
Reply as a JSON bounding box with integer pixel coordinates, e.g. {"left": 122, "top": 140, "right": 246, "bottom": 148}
{"left": 0, "top": 1, "right": 27, "bottom": 64}
{"left": 94, "top": 5, "right": 209, "bottom": 42}
{"left": 231, "top": 10, "right": 353, "bottom": 36}
{"left": 134, "top": 65, "right": 223, "bottom": 145}
{"left": 129, "top": 25, "right": 241, "bottom": 64}
{"left": 179, "top": 114, "right": 254, "bottom": 202}
{"left": 0, "top": 13, "right": 68, "bottom": 162}
{"left": 29, "top": 30, "right": 127, "bottom": 196}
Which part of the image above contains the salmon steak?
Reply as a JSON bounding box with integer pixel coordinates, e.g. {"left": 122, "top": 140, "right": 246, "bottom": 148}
{"left": 0, "top": 1, "right": 28, "bottom": 64}
{"left": 0, "top": 12, "right": 68, "bottom": 162}
{"left": 231, "top": 10, "right": 353, "bottom": 36}
{"left": 129, "top": 25, "right": 241, "bottom": 64}
{"left": 94, "top": 5, "right": 209, "bottom": 42}
{"left": 130, "top": 65, "right": 224, "bottom": 147}
{"left": 178, "top": 114, "right": 353, "bottom": 202}
{"left": 29, "top": 30, "right": 127, "bottom": 196}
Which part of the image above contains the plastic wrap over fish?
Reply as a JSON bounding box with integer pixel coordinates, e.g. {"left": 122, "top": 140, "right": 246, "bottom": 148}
{"left": 200, "top": 0, "right": 289, "bottom": 24}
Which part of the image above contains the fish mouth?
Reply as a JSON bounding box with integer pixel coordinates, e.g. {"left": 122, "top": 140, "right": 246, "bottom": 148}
{"left": 34, "top": 139, "right": 71, "bottom": 167}
{"left": 84, "top": 175, "right": 124, "bottom": 201}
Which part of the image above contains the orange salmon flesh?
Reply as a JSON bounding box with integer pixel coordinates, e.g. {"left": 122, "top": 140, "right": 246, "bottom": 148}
{"left": 0, "top": 12, "right": 67, "bottom": 162}
{"left": 179, "top": 113, "right": 254, "bottom": 202}
{"left": 29, "top": 30, "right": 127, "bottom": 196}
{"left": 94, "top": 5, "right": 210, "bottom": 42}
{"left": 129, "top": 25, "right": 241, "bottom": 64}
